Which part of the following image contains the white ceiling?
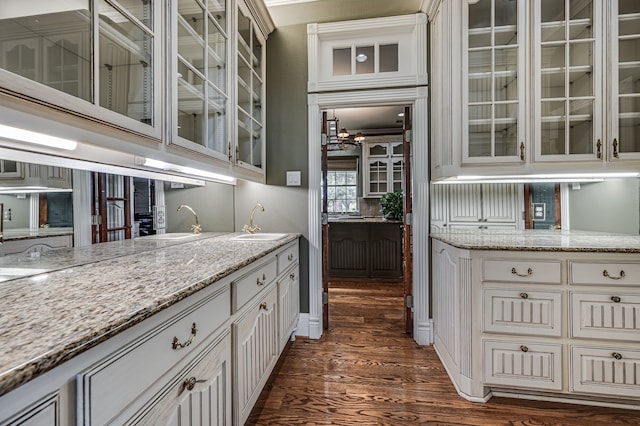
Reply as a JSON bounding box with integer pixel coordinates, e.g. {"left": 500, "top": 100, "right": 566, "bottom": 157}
{"left": 325, "top": 105, "right": 406, "bottom": 135}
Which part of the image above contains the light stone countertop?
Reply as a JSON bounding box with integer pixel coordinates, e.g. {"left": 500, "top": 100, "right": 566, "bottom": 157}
{"left": 2, "top": 227, "right": 74, "bottom": 241}
{"left": 430, "top": 229, "right": 640, "bottom": 253}
{"left": 0, "top": 232, "right": 300, "bottom": 397}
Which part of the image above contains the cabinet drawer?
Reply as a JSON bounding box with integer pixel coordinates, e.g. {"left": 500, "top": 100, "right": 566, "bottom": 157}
{"left": 137, "top": 331, "right": 232, "bottom": 426}
{"left": 570, "top": 292, "right": 640, "bottom": 340}
{"left": 571, "top": 346, "right": 640, "bottom": 398}
{"left": 483, "top": 340, "right": 563, "bottom": 391}
{"left": 483, "top": 260, "right": 561, "bottom": 284}
{"left": 277, "top": 242, "right": 298, "bottom": 275}
{"left": 483, "top": 288, "right": 562, "bottom": 337}
{"left": 570, "top": 262, "right": 640, "bottom": 286}
{"left": 79, "top": 286, "right": 230, "bottom": 426}
{"left": 232, "top": 257, "right": 277, "bottom": 312}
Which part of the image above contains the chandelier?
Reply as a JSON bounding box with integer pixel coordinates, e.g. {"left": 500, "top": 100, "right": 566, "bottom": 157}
{"left": 326, "top": 116, "right": 364, "bottom": 151}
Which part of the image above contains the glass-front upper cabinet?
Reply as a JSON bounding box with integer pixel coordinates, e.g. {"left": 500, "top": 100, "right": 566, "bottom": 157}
{"left": 173, "top": 0, "right": 229, "bottom": 161}
{"left": 363, "top": 140, "right": 403, "bottom": 197}
{"left": 533, "top": 0, "right": 602, "bottom": 161}
{"left": 0, "top": 0, "right": 159, "bottom": 136}
{"left": 610, "top": 0, "right": 640, "bottom": 160}
{"left": 465, "top": 0, "right": 525, "bottom": 164}
{"left": 236, "top": 3, "right": 265, "bottom": 171}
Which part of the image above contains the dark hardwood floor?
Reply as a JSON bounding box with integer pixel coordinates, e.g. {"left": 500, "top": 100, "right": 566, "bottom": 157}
{"left": 247, "top": 279, "right": 640, "bottom": 425}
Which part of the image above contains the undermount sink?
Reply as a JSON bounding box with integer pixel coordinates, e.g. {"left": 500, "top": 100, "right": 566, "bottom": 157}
{"left": 135, "top": 233, "right": 200, "bottom": 241}
{"left": 230, "top": 233, "right": 288, "bottom": 242}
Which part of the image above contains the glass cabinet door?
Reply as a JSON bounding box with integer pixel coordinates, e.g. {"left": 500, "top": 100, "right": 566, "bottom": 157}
{"left": 465, "top": 0, "right": 524, "bottom": 163}
{"left": 175, "top": 0, "right": 228, "bottom": 159}
{"left": 611, "top": 0, "right": 640, "bottom": 159}
{"left": 236, "top": 5, "right": 264, "bottom": 170}
{"left": 535, "top": 0, "right": 601, "bottom": 160}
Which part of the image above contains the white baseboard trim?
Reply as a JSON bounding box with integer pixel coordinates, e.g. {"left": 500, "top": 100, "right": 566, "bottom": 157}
{"left": 414, "top": 318, "right": 434, "bottom": 346}
{"left": 491, "top": 390, "right": 640, "bottom": 411}
{"left": 295, "top": 313, "right": 310, "bottom": 338}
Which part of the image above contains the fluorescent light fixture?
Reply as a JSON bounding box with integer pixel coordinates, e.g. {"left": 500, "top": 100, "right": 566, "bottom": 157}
{"left": 433, "top": 172, "right": 640, "bottom": 184}
{"left": 0, "top": 187, "right": 73, "bottom": 194}
{"left": 141, "top": 158, "right": 237, "bottom": 184}
{"left": 0, "top": 124, "right": 78, "bottom": 151}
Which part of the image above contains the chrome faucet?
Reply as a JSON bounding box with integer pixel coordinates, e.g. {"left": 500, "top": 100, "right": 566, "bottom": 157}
{"left": 242, "top": 203, "right": 264, "bottom": 234}
{"left": 177, "top": 204, "right": 201, "bottom": 234}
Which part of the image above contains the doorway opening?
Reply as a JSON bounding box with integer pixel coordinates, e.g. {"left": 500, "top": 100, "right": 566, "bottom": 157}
{"left": 320, "top": 104, "right": 413, "bottom": 334}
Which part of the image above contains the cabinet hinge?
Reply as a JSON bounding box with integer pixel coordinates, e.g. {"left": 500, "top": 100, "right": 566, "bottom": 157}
{"left": 405, "top": 212, "right": 412, "bottom": 226}
{"left": 321, "top": 212, "right": 328, "bottom": 225}
{"left": 405, "top": 130, "right": 412, "bottom": 143}
{"left": 405, "top": 295, "right": 413, "bottom": 309}
{"left": 322, "top": 291, "right": 329, "bottom": 304}
{"left": 321, "top": 133, "right": 327, "bottom": 146}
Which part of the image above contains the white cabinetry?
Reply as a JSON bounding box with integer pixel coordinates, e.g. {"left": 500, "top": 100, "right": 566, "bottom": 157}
{"left": 362, "top": 138, "right": 404, "bottom": 197}
{"left": 0, "top": 235, "right": 73, "bottom": 257}
{"left": 432, "top": 240, "right": 640, "bottom": 407}
{"left": 430, "top": 183, "right": 519, "bottom": 230}
{"left": 429, "top": 0, "right": 640, "bottom": 180}
{"left": 0, "top": 163, "right": 71, "bottom": 190}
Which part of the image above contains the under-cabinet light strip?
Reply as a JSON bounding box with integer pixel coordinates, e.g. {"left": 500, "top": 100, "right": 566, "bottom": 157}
{"left": 141, "top": 158, "right": 237, "bottom": 184}
{"left": 0, "top": 124, "right": 78, "bottom": 151}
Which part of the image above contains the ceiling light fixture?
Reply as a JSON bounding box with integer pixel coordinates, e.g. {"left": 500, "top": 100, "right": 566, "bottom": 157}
{"left": 356, "top": 53, "right": 368, "bottom": 62}
{"left": 338, "top": 128, "right": 350, "bottom": 139}
{"left": 354, "top": 132, "right": 365, "bottom": 142}
{"left": 325, "top": 116, "right": 361, "bottom": 151}
{"left": 0, "top": 124, "right": 78, "bottom": 151}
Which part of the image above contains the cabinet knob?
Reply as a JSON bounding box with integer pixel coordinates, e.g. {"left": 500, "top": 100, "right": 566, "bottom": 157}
{"left": 511, "top": 267, "right": 533, "bottom": 277}
{"left": 290, "top": 273, "right": 296, "bottom": 280}
{"left": 257, "top": 273, "right": 267, "bottom": 286}
{"left": 612, "top": 352, "right": 623, "bottom": 360}
{"left": 603, "top": 270, "right": 625, "bottom": 280}
{"left": 181, "top": 376, "right": 206, "bottom": 394}
{"left": 519, "top": 292, "right": 529, "bottom": 299}
{"left": 172, "top": 322, "right": 198, "bottom": 350}
{"left": 287, "top": 253, "right": 294, "bottom": 261}
{"left": 610, "top": 296, "right": 622, "bottom": 303}
{"left": 520, "top": 345, "right": 529, "bottom": 353}
{"left": 519, "top": 142, "right": 525, "bottom": 161}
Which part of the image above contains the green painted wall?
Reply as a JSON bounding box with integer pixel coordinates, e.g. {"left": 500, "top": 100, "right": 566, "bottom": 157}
{"left": 0, "top": 194, "right": 30, "bottom": 229}
{"left": 165, "top": 182, "right": 235, "bottom": 233}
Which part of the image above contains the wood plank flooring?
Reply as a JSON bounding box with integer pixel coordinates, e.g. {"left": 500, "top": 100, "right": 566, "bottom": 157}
{"left": 247, "top": 279, "right": 640, "bottom": 425}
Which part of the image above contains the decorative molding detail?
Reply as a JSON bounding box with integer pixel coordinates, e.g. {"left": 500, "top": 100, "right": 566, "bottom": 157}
{"left": 295, "top": 313, "right": 310, "bottom": 337}
{"left": 459, "top": 257, "right": 472, "bottom": 379}
{"left": 308, "top": 87, "right": 429, "bottom": 343}
{"left": 243, "top": 0, "right": 276, "bottom": 36}
{"left": 314, "top": 14, "right": 424, "bottom": 33}
{"left": 29, "top": 193, "right": 39, "bottom": 230}
{"left": 315, "top": 76, "right": 427, "bottom": 93}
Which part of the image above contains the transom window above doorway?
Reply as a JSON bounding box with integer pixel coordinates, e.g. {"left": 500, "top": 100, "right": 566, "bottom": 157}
{"left": 332, "top": 44, "right": 399, "bottom": 76}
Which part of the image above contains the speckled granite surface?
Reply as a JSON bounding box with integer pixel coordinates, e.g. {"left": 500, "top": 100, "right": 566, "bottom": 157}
{"left": 2, "top": 227, "right": 73, "bottom": 241}
{"left": 431, "top": 229, "right": 640, "bottom": 253}
{"left": 0, "top": 232, "right": 299, "bottom": 397}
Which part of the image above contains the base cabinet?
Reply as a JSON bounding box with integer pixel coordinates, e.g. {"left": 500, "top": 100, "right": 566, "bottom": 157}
{"left": 0, "top": 238, "right": 300, "bottom": 426}
{"left": 0, "top": 235, "right": 73, "bottom": 256}
{"left": 233, "top": 286, "right": 279, "bottom": 425}
{"left": 432, "top": 239, "right": 640, "bottom": 408}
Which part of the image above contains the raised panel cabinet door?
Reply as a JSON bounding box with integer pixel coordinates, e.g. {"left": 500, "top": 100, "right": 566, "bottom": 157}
{"left": 483, "top": 288, "right": 562, "bottom": 336}
{"left": 278, "top": 265, "right": 300, "bottom": 352}
{"left": 570, "top": 292, "right": 640, "bottom": 341}
{"left": 448, "top": 184, "right": 482, "bottom": 222}
{"left": 481, "top": 183, "right": 518, "bottom": 223}
{"left": 138, "top": 332, "right": 232, "bottom": 426}
{"left": 369, "top": 223, "right": 403, "bottom": 278}
{"left": 571, "top": 345, "right": 640, "bottom": 398}
{"left": 233, "top": 287, "right": 279, "bottom": 425}
{"left": 483, "top": 340, "right": 563, "bottom": 391}
{"left": 1, "top": 393, "right": 59, "bottom": 426}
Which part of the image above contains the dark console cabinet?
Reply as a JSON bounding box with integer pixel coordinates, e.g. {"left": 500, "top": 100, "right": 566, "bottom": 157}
{"left": 328, "top": 221, "right": 403, "bottom": 278}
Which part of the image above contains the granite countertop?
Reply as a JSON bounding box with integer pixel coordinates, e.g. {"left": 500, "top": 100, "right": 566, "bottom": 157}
{"left": 430, "top": 229, "right": 640, "bottom": 253}
{"left": 0, "top": 232, "right": 300, "bottom": 397}
{"left": 328, "top": 216, "right": 402, "bottom": 224}
{"left": 2, "top": 227, "right": 74, "bottom": 241}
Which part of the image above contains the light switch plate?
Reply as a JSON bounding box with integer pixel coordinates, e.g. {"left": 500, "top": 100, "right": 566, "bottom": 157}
{"left": 286, "top": 171, "right": 301, "bottom": 186}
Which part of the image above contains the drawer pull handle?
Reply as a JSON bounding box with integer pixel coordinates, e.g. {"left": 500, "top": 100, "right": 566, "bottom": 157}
{"left": 612, "top": 352, "right": 623, "bottom": 360}
{"left": 181, "top": 376, "right": 206, "bottom": 394}
{"left": 519, "top": 292, "right": 529, "bottom": 299}
{"left": 611, "top": 296, "right": 622, "bottom": 303}
{"left": 172, "top": 322, "right": 198, "bottom": 350}
{"left": 603, "top": 270, "right": 625, "bottom": 280}
{"left": 287, "top": 253, "right": 294, "bottom": 261}
{"left": 290, "top": 273, "right": 296, "bottom": 280}
{"left": 257, "top": 273, "right": 267, "bottom": 286}
{"left": 520, "top": 345, "right": 529, "bottom": 353}
{"left": 259, "top": 302, "right": 268, "bottom": 310}
{"left": 512, "top": 267, "right": 533, "bottom": 277}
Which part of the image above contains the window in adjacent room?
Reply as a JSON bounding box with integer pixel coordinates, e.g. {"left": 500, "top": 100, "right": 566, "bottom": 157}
{"left": 327, "top": 170, "right": 358, "bottom": 213}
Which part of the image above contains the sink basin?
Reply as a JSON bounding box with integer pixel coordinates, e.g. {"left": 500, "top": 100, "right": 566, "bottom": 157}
{"left": 230, "top": 233, "right": 288, "bottom": 242}
{"left": 135, "top": 233, "right": 200, "bottom": 241}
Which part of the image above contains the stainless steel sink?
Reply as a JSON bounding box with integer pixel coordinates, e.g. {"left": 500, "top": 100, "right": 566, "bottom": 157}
{"left": 230, "top": 233, "right": 288, "bottom": 242}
